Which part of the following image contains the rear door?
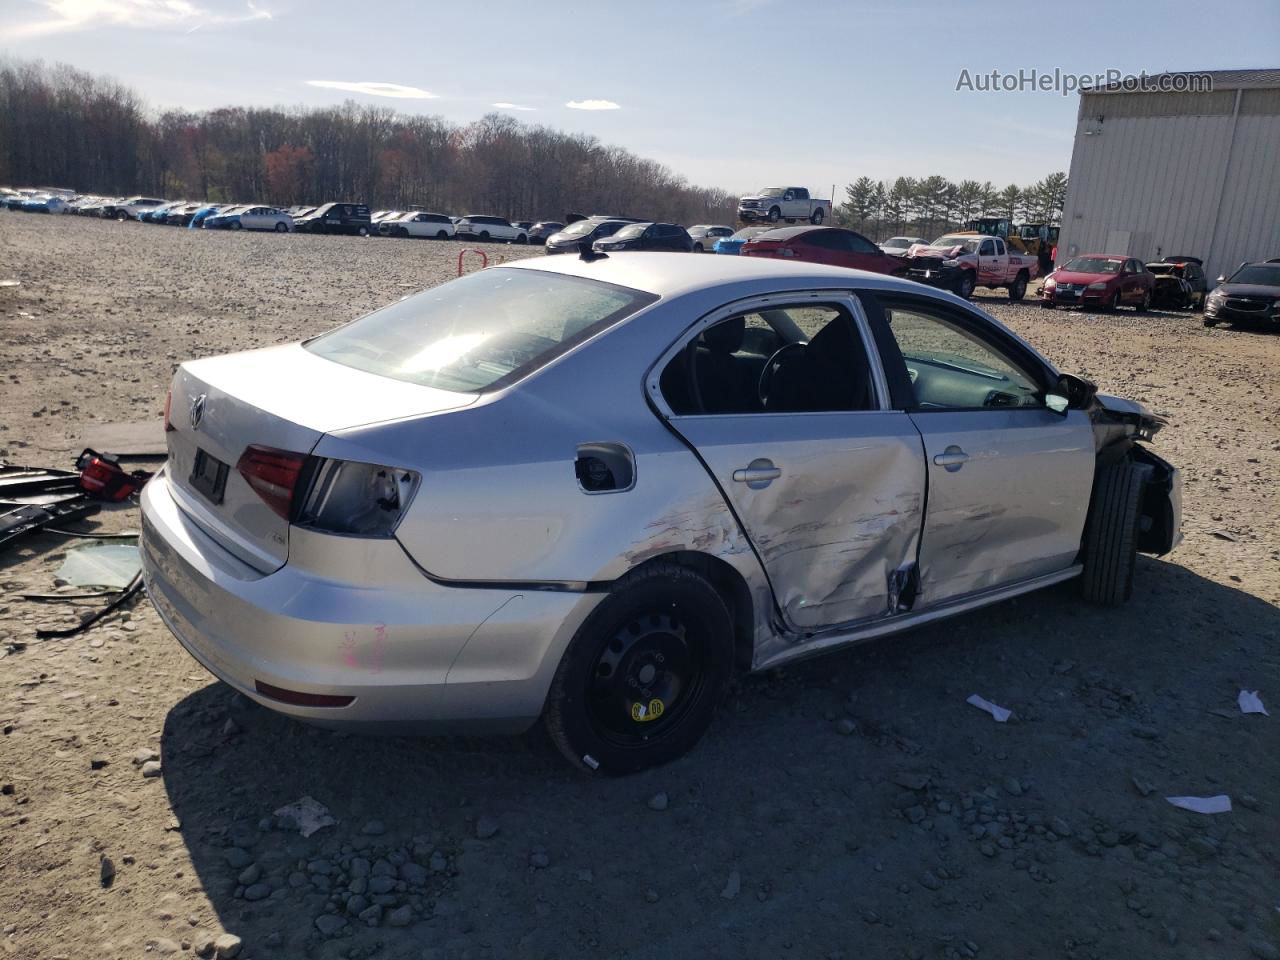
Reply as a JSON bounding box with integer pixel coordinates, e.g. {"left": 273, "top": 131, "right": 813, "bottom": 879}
{"left": 241, "top": 207, "right": 264, "bottom": 230}
{"left": 863, "top": 293, "right": 1094, "bottom": 604}
{"left": 651, "top": 295, "right": 927, "bottom": 629}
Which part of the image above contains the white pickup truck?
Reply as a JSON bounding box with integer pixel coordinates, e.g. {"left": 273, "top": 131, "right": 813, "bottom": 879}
{"left": 737, "top": 187, "right": 831, "bottom": 225}
{"left": 903, "top": 233, "right": 1040, "bottom": 301}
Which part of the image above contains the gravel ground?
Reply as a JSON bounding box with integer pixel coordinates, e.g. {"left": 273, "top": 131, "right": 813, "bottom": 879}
{"left": 1, "top": 212, "right": 1278, "bottom": 960}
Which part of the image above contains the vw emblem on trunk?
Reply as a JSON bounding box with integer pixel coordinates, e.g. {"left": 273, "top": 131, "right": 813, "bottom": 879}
{"left": 189, "top": 393, "right": 207, "bottom": 430}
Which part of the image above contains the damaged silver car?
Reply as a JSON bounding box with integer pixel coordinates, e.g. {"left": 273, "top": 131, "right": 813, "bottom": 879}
{"left": 141, "top": 253, "right": 1181, "bottom": 774}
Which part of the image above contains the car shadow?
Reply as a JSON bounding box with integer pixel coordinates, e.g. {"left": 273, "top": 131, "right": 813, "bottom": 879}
{"left": 161, "top": 557, "right": 1280, "bottom": 958}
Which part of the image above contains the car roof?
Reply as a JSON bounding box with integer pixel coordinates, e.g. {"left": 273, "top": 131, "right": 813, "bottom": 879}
{"left": 502, "top": 250, "right": 932, "bottom": 300}
{"left": 750, "top": 226, "right": 843, "bottom": 241}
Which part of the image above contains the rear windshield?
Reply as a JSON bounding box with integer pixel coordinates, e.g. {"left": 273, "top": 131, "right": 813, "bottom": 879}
{"left": 305, "top": 268, "right": 658, "bottom": 393}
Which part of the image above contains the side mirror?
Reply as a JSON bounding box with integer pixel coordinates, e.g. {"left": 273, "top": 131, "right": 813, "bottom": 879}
{"left": 1056, "top": 373, "right": 1098, "bottom": 412}
{"left": 1216, "top": 275, "right": 1226, "bottom": 284}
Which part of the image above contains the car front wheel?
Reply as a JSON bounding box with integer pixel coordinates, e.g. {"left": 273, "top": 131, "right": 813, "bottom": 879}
{"left": 543, "top": 562, "right": 734, "bottom": 775}
{"left": 955, "top": 272, "right": 976, "bottom": 299}
{"left": 1081, "top": 458, "right": 1153, "bottom": 605}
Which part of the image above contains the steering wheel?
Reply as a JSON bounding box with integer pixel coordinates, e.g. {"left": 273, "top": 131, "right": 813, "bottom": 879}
{"left": 757, "top": 341, "right": 807, "bottom": 406}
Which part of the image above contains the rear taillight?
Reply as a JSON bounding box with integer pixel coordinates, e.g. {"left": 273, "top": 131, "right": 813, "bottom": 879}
{"left": 236, "top": 445, "right": 307, "bottom": 519}
{"left": 163, "top": 390, "right": 174, "bottom": 432}
{"left": 295, "top": 458, "right": 419, "bottom": 537}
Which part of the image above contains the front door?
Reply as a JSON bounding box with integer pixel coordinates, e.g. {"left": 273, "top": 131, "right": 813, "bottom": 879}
{"left": 866, "top": 294, "right": 1095, "bottom": 604}
{"left": 654, "top": 297, "right": 927, "bottom": 629}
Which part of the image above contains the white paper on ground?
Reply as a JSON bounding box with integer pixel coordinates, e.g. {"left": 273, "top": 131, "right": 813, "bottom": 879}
{"left": 274, "top": 796, "right": 337, "bottom": 837}
{"left": 1165, "top": 795, "right": 1232, "bottom": 814}
{"left": 967, "top": 694, "right": 1012, "bottom": 723}
{"left": 1238, "top": 689, "right": 1270, "bottom": 716}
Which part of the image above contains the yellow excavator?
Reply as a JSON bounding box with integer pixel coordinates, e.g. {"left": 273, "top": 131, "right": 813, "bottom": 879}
{"left": 960, "top": 217, "right": 1031, "bottom": 254}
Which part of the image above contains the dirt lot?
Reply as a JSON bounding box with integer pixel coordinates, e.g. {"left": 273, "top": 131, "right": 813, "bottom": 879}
{"left": 1, "top": 212, "right": 1278, "bottom": 960}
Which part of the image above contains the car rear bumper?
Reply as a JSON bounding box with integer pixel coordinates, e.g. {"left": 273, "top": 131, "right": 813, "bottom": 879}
{"left": 140, "top": 469, "right": 602, "bottom": 734}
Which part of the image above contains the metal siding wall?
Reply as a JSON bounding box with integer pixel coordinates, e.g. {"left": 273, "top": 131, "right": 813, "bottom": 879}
{"left": 1059, "top": 113, "right": 1234, "bottom": 264}
{"left": 1212, "top": 113, "right": 1280, "bottom": 278}
{"left": 1080, "top": 91, "right": 1235, "bottom": 118}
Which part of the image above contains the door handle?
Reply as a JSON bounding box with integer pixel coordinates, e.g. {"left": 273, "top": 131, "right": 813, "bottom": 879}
{"left": 933, "top": 446, "right": 969, "bottom": 470}
{"left": 732, "top": 459, "right": 781, "bottom": 488}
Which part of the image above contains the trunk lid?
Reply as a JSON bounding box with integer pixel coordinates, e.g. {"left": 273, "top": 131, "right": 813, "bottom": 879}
{"left": 167, "top": 343, "right": 476, "bottom": 573}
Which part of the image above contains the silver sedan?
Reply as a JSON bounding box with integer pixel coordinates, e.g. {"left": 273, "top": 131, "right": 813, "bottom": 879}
{"left": 141, "top": 254, "right": 1181, "bottom": 774}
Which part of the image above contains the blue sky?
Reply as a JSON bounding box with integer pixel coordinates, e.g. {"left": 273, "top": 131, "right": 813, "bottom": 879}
{"left": 5, "top": 0, "right": 1278, "bottom": 195}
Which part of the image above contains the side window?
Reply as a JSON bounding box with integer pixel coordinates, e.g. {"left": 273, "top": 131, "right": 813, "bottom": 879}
{"left": 980, "top": 239, "right": 995, "bottom": 256}
{"left": 878, "top": 302, "right": 1045, "bottom": 410}
{"left": 847, "top": 232, "right": 879, "bottom": 254}
{"left": 795, "top": 189, "right": 809, "bottom": 200}
{"left": 659, "top": 305, "right": 875, "bottom": 416}
{"left": 783, "top": 190, "right": 794, "bottom": 201}
{"left": 807, "top": 231, "right": 840, "bottom": 250}
{"left": 995, "top": 238, "right": 1006, "bottom": 255}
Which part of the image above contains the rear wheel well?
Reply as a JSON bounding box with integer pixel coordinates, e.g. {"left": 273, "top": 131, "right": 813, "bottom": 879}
{"left": 620, "top": 551, "right": 755, "bottom": 676}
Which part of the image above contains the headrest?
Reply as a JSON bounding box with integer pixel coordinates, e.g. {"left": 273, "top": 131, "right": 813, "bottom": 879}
{"left": 701, "top": 316, "right": 746, "bottom": 354}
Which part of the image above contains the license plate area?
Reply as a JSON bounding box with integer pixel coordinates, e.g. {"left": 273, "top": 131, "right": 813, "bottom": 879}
{"left": 190, "top": 448, "right": 229, "bottom": 505}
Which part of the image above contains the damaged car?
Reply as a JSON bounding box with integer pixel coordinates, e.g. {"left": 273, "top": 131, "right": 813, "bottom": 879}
{"left": 141, "top": 254, "right": 1181, "bottom": 775}
{"left": 1146, "top": 257, "right": 1207, "bottom": 310}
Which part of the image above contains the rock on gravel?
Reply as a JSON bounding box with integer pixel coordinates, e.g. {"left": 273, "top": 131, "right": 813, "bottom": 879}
{"left": 314, "top": 915, "right": 346, "bottom": 937}
{"left": 721, "top": 870, "right": 741, "bottom": 900}
{"left": 213, "top": 933, "right": 242, "bottom": 959}
{"left": 647, "top": 791, "right": 669, "bottom": 811}
{"left": 475, "top": 816, "right": 500, "bottom": 839}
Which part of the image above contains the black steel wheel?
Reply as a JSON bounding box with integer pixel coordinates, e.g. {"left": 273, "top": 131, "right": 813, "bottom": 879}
{"left": 544, "top": 562, "right": 734, "bottom": 775}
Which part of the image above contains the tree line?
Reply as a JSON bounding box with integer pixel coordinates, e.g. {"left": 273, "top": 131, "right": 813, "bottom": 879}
{"left": 836, "top": 173, "right": 1068, "bottom": 241}
{"left": 0, "top": 58, "right": 738, "bottom": 225}
{"left": 1, "top": 57, "right": 1068, "bottom": 236}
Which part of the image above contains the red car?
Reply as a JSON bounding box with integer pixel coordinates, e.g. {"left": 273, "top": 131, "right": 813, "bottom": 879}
{"left": 1041, "top": 254, "right": 1154, "bottom": 311}
{"left": 740, "top": 226, "right": 906, "bottom": 275}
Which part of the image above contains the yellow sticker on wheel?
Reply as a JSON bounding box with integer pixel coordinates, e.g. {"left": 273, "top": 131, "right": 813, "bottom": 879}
{"left": 631, "top": 698, "right": 666, "bottom": 723}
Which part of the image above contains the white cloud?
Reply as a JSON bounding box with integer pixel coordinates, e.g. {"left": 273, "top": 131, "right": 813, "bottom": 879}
{"left": 566, "top": 99, "right": 621, "bottom": 111}
{"left": 492, "top": 102, "right": 537, "bottom": 112}
{"left": 6, "top": 0, "right": 271, "bottom": 37}
{"left": 306, "top": 81, "right": 439, "bottom": 100}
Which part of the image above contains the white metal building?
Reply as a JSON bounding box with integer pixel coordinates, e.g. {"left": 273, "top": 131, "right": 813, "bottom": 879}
{"left": 1058, "top": 69, "right": 1280, "bottom": 284}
